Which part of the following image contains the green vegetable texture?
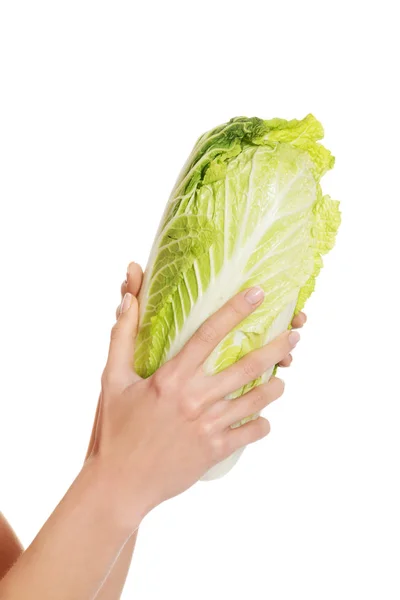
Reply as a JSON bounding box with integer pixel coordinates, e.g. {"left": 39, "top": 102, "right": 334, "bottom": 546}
{"left": 135, "top": 114, "right": 341, "bottom": 480}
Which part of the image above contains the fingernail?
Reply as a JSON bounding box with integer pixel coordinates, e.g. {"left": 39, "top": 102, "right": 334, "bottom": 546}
{"left": 289, "top": 331, "right": 300, "bottom": 346}
{"left": 244, "top": 286, "right": 264, "bottom": 305}
{"left": 120, "top": 292, "right": 133, "bottom": 314}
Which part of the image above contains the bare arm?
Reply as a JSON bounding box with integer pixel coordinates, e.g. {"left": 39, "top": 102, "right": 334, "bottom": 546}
{"left": 84, "top": 263, "right": 142, "bottom": 599}
{"left": 0, "top": 264, "right": 144, "bottom": 599}
{"left": 0, "top": 460, "right": 141, "bottom": 599}
{"left": 0, "top": 273, "right": 305, "bottom": 599}
{"left": 83, "top": 392, "right": 137, "bottom": 600}
{"left": 0, "top": 514, "right": 23, "bottom": 580}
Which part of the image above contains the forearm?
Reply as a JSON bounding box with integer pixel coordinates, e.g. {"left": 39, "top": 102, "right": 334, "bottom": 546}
{"left": 94, "top": 533, "right": 137, "bottom": 599}
{"left": 0, "top": 461, "right": 141, "bottom": 600}
{"left": 85, "top": 395, "right": 138, "bottom": 599}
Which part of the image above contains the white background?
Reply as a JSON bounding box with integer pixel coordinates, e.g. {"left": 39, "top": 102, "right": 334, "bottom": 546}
{"left": 0, "top": 1, "right": 399, "bottom": 598}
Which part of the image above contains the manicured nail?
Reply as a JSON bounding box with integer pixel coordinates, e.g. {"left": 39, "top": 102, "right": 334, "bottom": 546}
{"left": 244, "top": 286, "right": 264, "bottom": 305}
{"left": 289, "top": 331, "right": 300, "bottom": 346}
{"left": 120, "top": 292, "right": 133, "bottom": 314}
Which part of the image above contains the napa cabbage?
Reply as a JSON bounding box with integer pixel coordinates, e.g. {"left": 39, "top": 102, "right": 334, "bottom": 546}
{"left": 135, "top": 114, "right": 340, "bottom": 480}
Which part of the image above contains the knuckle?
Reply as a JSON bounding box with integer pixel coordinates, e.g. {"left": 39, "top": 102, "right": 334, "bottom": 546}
{"left": 209, "top": 435, "right": 226, "bottom": 460}
{"left": 151, "top": 365, "right": 177, "bottom": 397}
{"left": 152, "top": 361, "right": 199, "bottom": 415}
{"left": 150, "top": 369, "right": 163, "bottom": 395}
{"left": 195, "top": 322, "right": 217, "bottom": 345}
{"left": 226, "top": 298, "right": 245, "bottom": 318}
{"left": 198, "top": 418, "right": 214, "bottom": 438}
{"left": 110, "top": 322, "right": 121, "bottom": 342}
{"left": 181, "top": 396, "right": 201, "bottom": 421}
{"left": 243, "top": 357, "right": 260, "bottom": 379}
{"left": 250, "top": 388, "right": 266, "bottom": 411}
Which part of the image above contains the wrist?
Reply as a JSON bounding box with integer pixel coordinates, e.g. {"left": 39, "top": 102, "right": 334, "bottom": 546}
{"left": 80, "top": 455, "right": 148, "bottom": 536}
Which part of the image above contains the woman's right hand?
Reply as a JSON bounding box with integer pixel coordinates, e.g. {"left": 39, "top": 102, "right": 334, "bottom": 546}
{"left": 90, "top": 286, "right": 300, "bottom": 529}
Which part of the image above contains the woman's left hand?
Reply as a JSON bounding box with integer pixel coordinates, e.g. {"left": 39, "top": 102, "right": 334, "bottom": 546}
{"left": 86, "top": 262, "right": 143, "bottom": 460}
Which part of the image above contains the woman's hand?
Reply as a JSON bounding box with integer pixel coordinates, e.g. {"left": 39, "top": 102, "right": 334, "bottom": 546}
{"left": 86, "top": 262, "right": 306, "bottom": 462}
{"left": 88, "top": 281, "right": 305, "bottom": 529}
{"left": 85, "top": 262, "right": 144, "bottom": 460}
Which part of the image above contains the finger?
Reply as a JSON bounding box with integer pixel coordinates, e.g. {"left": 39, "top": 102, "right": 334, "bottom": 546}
{"left": 106, "top": 293, "right": 140, "bottom": 378}
{"left": 278, "top": 353, "right": 292, "bottom": 367}
{"left": 175, "top": 286, "right": 265, "bottom": 372}
{"left": 216, "top": 378, "right": 284, "bottom": 430}
{"left": 120, "top": 262, "right": 143, "bottom": 303}
{"left": 224, "top": 416, "right": 271, "bottom": 455}
{"left": 291, "top": 312, "right": 307, "bottom": 329}
{"left": 118, "top": 262, "right": 144, "bottom": 318}
{"left": 210, "top": 330, "right": 299, "bottom": 398}
{"left": 126, "top": 262, "right": 143, "bottom": 297}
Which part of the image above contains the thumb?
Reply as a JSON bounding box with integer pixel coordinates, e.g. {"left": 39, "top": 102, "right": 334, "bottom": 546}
{"left": 106, "top": 293, "right": 141, "bottom": 379}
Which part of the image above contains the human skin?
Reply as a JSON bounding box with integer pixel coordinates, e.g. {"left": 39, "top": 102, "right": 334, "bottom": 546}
{"left": 0, "top": 262, "right": 306, "bottom": 598}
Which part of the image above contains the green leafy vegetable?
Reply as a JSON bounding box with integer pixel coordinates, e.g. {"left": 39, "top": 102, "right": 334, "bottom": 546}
{"left": 135, "top": 114, "right": 340, "bottom": 479}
